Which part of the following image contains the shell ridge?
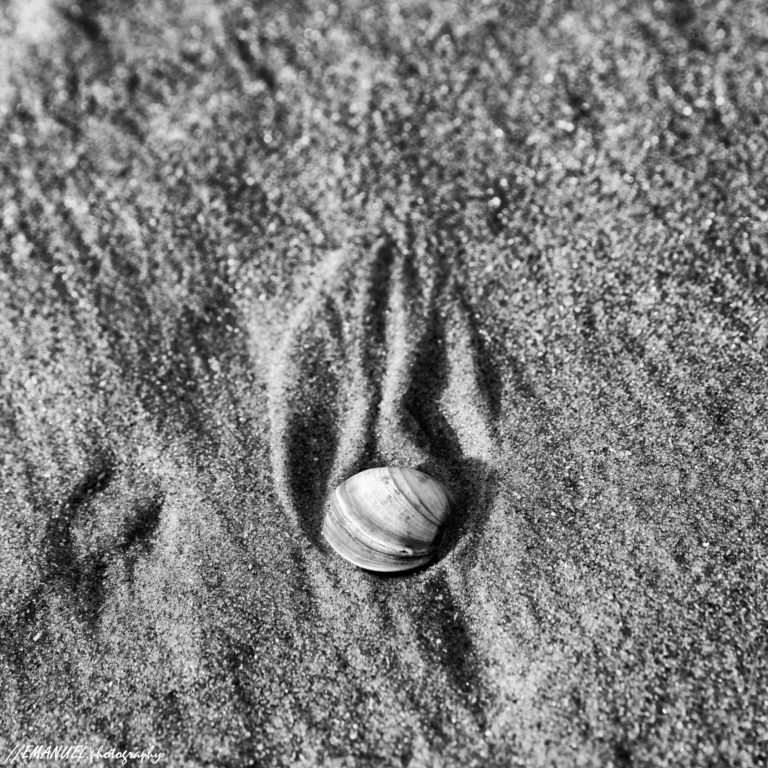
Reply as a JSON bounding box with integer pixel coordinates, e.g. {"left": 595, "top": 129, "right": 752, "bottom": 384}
{"left": 387, "top": 467, "right": 446, "bottom": 526}
{"left": 332, "top": 483, "right": 431, "bottom": 557}
{"left": 363, "top": 469, "right": 439, "bottom": 545}
{"left": 323, "top": 511, "right": 430, "bottom": 570}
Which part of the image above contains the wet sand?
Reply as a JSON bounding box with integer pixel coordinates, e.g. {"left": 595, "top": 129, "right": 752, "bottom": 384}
{"left": 1, "top": 1, "right": 767, "bottom": 765}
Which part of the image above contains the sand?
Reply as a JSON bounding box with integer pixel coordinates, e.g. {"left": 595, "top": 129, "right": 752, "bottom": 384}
{"left": 1, "top": 1, "right": 767, "bottom": 766}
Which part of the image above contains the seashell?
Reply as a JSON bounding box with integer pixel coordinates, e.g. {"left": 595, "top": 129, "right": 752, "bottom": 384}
{"left": 322, "top": 467, "right": 453, "bottom": 572}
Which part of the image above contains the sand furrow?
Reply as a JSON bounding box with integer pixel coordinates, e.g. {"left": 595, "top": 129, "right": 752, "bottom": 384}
{"left": 266, "top": 239, "right": 503, "bottom": 736}
{"left": 269, "top": 241, "right": 501, "bottom": 560}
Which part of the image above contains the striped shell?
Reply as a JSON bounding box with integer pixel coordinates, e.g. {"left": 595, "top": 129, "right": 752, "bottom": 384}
{"left": 322, "top": 467, "right": 453, "bottom": 572}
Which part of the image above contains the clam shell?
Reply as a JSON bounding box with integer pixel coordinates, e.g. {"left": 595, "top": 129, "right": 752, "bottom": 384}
{"left": 322, "top": 467, "right": 453, "bottom": 572}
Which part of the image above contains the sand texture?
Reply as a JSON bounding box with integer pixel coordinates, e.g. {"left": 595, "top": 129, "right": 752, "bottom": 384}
{"left": 1, "top": 1, "right": 768, "bottom": 765}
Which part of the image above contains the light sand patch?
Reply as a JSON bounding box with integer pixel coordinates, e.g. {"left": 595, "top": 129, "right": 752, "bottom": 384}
{"left": 0, "top": 0, "right": 59, "bottom": 115}
{"left": 14, "top": 0, "right": 57, "bottom": 43}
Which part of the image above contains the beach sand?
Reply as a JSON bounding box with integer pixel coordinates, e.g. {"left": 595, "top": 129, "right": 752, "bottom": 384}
{"left": 1, "top": 1, "right": 767, "bottom": 765}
